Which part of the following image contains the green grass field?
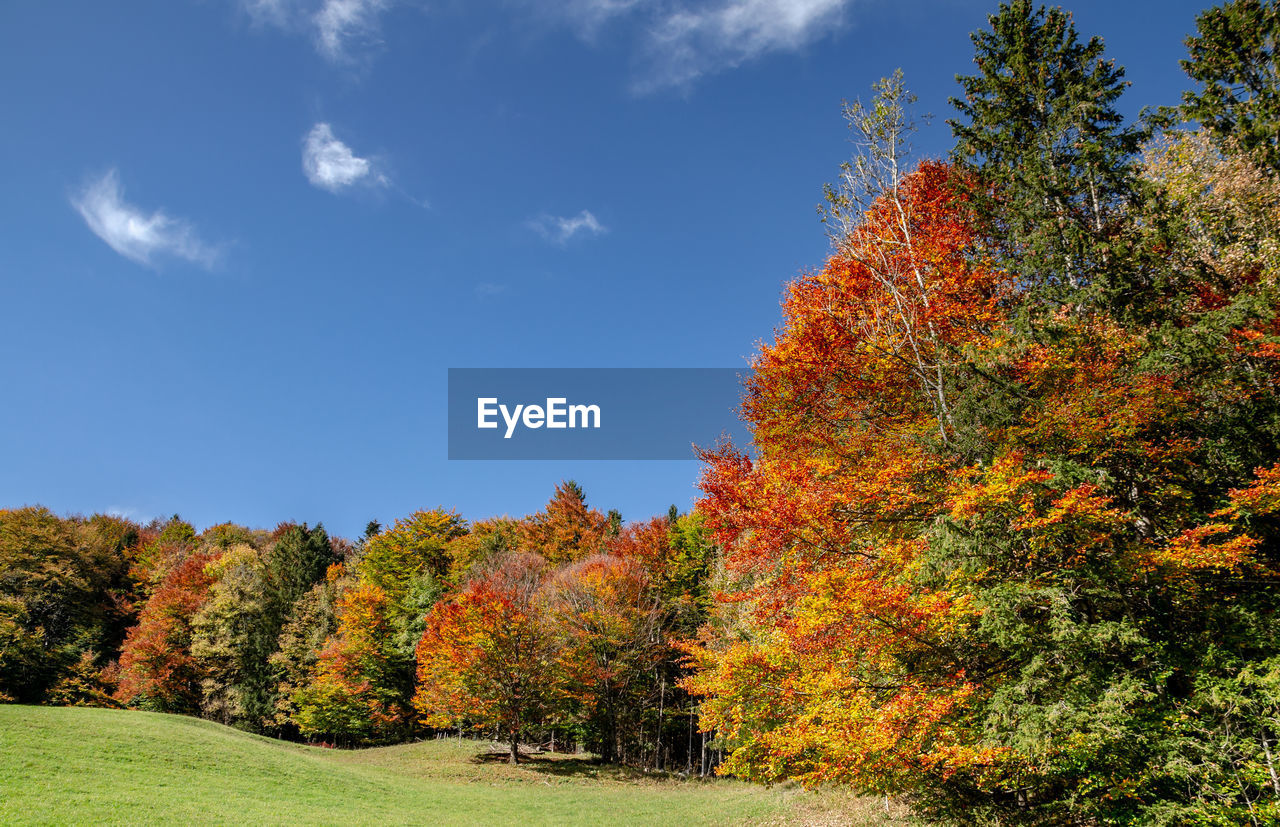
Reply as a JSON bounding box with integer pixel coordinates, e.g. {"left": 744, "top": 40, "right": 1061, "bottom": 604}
{"left": 0, "top": 706, "right": 909, "bottom": 825}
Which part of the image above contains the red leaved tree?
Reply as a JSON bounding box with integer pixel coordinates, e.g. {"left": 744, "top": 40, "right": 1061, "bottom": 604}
{"left": 686, "top": 159, "right": 1012, "bottom": 788}
{"left": 543, "top": 553, "right": 666, "bottom": 764}
{"left": 414, "top": 552, "right": 555, "bottom": 763}
{"left": 115, "top": 550, "right": 218, "bottom": 712}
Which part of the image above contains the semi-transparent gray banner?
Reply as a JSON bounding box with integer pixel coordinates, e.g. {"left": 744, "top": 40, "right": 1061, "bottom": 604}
{"left": 447, "top": 368, "right": 749, "bottom": 460}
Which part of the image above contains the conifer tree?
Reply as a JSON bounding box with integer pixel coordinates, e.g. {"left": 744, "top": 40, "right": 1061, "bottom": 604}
{"left": 950, "top": 0, "right": 1140, "bottom": 298}
{"left": 1181, "top": 0, "right": 1280, "bottom": 169}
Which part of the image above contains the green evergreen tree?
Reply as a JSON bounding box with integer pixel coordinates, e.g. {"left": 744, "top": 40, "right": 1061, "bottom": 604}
{"left": 1180, "top": 0, "right": 1280, "bottom": 169}
{"left": 950, "top": 0, "right": 1141, "bottom": 299}
{"left": 190, "top": 524, "right": 336, "bottom": 731}
{"left": 269, "top": 574, "right": 343, "bottom": 734}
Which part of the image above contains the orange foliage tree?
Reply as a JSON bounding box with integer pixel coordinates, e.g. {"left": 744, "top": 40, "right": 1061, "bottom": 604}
{"left": 687, "top": 68, "right": 1280, "bottom": 819}
{"left": 115, "top": 549, "right": 219, "bottom": 712}
{"left": 414, "top": 552, "right": 556, "bottom": 763}
{"left": 687, "top": 157, "right": 1008, "bottom": 790}
{"left": 292, "top": 578, "right": 409, "bottom": 745}
{"left": 519, "top": 481, "right": 607, "bottom": 565}
{"left": 543, "top": 553, "right": 667, "bottom": 764}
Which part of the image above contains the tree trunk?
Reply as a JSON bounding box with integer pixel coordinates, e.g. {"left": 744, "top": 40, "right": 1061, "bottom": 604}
{"left": 1262, "top": 731, "right": 1280, "bottom": 796}
{"left": 509, "top": 736, "right": 519, "bottom": 765}
{"left": 687, "top": 706, "right": 694, "bottom": 774}
{"left": 655, "top": 673, "right": 665, "bottom": 771}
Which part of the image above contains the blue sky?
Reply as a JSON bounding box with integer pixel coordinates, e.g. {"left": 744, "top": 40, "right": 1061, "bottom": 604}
{"left": 0, "top": 0, "right": 1216, "bottom": 537}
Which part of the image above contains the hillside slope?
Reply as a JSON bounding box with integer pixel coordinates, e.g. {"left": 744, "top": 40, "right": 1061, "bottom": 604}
{"left": 0, "top": 706, "right": 902, "bottom": 825}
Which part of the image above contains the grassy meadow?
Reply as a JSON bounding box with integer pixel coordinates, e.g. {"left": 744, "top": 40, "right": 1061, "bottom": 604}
{"left": 0, "top": 706, "right": 908, "bottom": 825}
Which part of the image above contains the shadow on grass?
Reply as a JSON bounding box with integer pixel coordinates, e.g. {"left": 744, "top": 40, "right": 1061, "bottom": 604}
{"left": 471, "top": 749, "right": 696, "bottom": 783}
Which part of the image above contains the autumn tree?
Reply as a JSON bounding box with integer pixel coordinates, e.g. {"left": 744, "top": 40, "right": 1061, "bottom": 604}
{"left": 47, "top": 650, "right": 121, "bottom": 708}
{"left": 689, "top": 49, "right": 1280, "bottom": 823}
{"left": 115, "top": 549, "right": 219, "bottom": 712}
{"left": 414, "top": 552, "right": 556, "bottom": 763}
{"left": 520, "top": 481, "right": 607, "bottom": 564}
{"left": 442, "top": 517, "right": 520, "bottom": 584}
{"left": 130, "top": 516, "right": 197, "bottom": 586}
{"left": 191, "top": 543, "right": 268, "bottom": 724}
{"left": 358, "top": 510, "right": 465, "bottom": 598}
{"left": 187, "top": 523, "right": 335, "bottom": 731}
{"left": 607, "top": 513, "right": 715, "bottom": 638}
{"left": 0, "top": 508, "right": 139, "bottom": 703}
{"left": 292, "top": 580, "right": 409, "bottom": 744}
{"left": 544, "top": 554, "right": 666, "bottom": 764}
{"left": 355, "top": 511, "right": 459, "bottom": 686}
{"left": 819, "top": 69, "right": 923, "bottom": 249}
{"left": 689, "top": 154, "right": 1004, "bottom": 797}
{"left": 269, "top": 565, "right": 345, "bottom": 733}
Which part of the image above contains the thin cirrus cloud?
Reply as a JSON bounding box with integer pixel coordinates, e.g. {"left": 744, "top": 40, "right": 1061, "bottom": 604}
{"left": 529, "top": 210, "right": 608, "bottom": 245}
{"left": 302, "top": 123, "right": 388, "bottom": 193}
{"left": 551, "top": 0, "right": 647, "bottom": 38}
{"left": 645, "top": 0, "right": 849, "bottom": 91}
{"left": 71, "top": 170, "right": 219, "bottom": 269}
{"left": 242, "top": 0, "right": 389, "bottom": 63}
{"left": 545, "top": 0, "right": 852, "bottom": 92}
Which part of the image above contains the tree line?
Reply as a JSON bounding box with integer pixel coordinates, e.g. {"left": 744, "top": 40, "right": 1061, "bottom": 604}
{"left": 0, "top": 483, "right": 721, "bottom": 773}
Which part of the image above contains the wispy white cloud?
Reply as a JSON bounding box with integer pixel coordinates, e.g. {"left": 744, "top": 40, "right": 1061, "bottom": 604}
{"left": 549, "top": 0, "right": 647, "bottom": 38}
{"left": 302, "top": 123, "right": 387, "bottom": 193}
{"left": 529, "top": 210, "right": 608, "bottom": 245}
{"left": 239, "top": 0, "right": 389, "bottom": 63}
{"left": 71, "top": 170, "right": 219, "bottom": 269}
{"left": 636, "top": 0, "right": 850, "bottom": 92}
{"left": 242, "top": 0, "right": 297, "bottom": 27}
{"left": 314, "top": 0, "right": 389, "bottom": 61}
{"left": 539, "top": 0, "right": 851, "bottom": 92}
